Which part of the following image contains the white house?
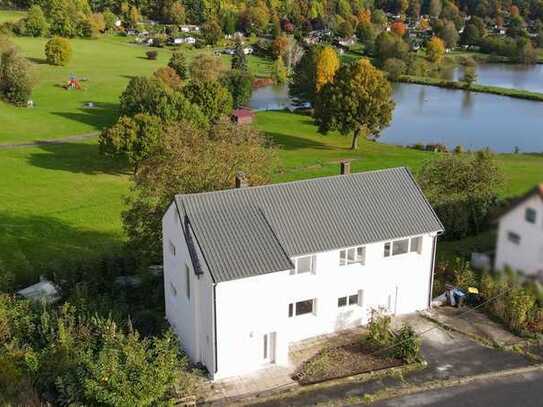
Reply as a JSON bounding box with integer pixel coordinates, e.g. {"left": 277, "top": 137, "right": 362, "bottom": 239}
{"left": 495, "top": 184, "right": 543, "bottom": 277}
{"left": 162, "top": 165, "right": 443, "bottom": 380}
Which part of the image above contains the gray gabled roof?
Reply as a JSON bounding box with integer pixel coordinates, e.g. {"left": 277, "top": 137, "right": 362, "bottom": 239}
{"left": 175, "top": 167, "right": 444, "bottom": 283}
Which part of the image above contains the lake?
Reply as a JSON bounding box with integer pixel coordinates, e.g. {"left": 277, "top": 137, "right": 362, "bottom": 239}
{"left": 250, "top": 64, "right": 543, "bottom": 153}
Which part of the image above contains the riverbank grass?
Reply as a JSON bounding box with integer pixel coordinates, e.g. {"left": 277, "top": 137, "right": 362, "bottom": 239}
{"left": 399, "top": 75, "right": 543, "bottom": 102}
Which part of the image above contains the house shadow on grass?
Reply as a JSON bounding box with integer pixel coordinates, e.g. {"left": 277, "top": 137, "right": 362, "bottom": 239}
{"left": 51, "top": 102, "right": 120, "bottom": 132}
{"left": 26, "top": 141, "right": 129, "bottom": 175}
{"left": 0, "top": 211, "right": 125, "bottom": 289}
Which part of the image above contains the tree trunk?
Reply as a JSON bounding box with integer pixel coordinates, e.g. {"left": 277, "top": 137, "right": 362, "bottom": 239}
{"left": 351, "top": 128, "right": 360, "bottom": 150}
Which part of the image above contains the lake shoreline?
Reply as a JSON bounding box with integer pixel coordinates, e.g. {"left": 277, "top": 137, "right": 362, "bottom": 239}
{"left": 396, "top": 75, "right": 543, "bottom": 102}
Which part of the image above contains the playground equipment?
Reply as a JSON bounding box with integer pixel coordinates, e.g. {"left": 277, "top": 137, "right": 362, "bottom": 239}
{"left": 64, "top": 74, "right": 85, "bottom": 90}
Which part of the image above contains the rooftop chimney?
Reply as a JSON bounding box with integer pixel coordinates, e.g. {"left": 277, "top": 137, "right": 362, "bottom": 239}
{"left": 340, "top": 160, "right": 351, "bottom": 175}
{"left": 235, "top": 171, "right": 248, "bottom": 188}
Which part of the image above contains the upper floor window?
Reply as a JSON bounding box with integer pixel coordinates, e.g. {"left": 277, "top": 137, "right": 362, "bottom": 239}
{"left": 291, "top": 255, "right": 315, "bottom": 275}
{"left": 410, "top": 236, "right": 423, "bottom": 254}
{"left": 507, "top": 231, "right": 521, "bottom": 245}
{"left": 339, "top": 246, "right": 366, "bottom": 266}
{"left": 289, "top": 298, "right": 316, "bottom": 317}
{"left": 525, "top": 208, "right": 537, "bottom": 224}
{"left": 385, "top": 237, "right": 422, "bottom": 257}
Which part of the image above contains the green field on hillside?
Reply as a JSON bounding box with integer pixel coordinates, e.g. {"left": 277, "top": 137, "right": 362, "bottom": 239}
{"left": 0, "top": 29, "right": 271, "bottom": 144}
{"left": 2, "top": 110, "right": 542, "bottom": 286}
{"left": 0, "top": 8, "right": 25, "bottom": 23}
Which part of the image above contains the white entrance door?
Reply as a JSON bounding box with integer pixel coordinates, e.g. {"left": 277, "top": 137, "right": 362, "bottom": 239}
{"left": 262, "top": 332, "right": 276, "bottom": 364}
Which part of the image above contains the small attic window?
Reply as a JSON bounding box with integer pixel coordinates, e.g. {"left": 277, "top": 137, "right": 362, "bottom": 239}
{"left": 525, "top": 208, "right": 537, "bottom": 224}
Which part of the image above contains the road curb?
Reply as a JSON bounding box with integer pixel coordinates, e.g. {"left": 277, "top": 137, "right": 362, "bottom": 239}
{"left": 356, "top": 363, "right": 543, "bottom": 406}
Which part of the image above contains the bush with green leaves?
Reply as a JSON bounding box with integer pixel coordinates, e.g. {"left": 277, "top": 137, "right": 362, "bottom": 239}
{"left": 146, "top": 50, "right": 158, "bottom": 60}
{"left": 364, "top": 310, "right": 421, "bottom": 363}
{"left": 0, "top": 47, "right": 35, "bottom": 105}
{"left": 168, "top": 51, "right": 188, "bottom": 79}
{"left": 0, "top": 293, "right": 197, "bottom": 406}
{"left": 45, "top": 37, "right": 72, "bottom": 66}
{"left": 183, "top": 79, "right": 233, "bottom": 122}
{"left": 221, "top": 69, "right": 253, "bottom": 108}
{"left": 391, "top": 324, "right": 421, "bottom": 363}
{"left": 20, "top": 5, "right": 49, "bottom": 37}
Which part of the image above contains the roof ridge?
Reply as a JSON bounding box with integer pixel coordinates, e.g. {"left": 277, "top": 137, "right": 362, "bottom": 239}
{"left": 176, "top": 166, "right": 408, "bottom": 199}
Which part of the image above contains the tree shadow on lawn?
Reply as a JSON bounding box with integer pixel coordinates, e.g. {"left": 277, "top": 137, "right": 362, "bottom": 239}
{"left": 0, "top": 211, "right": 125, "bottom": 289}
{"left": 27, "top": 141, "right": 129, "bottom": 175}
{"left": 51, "top": 101, "right": 120, "bottom": 132}
{"left": 266, "top": 131, "right": 345, "bottom": 151}
{"left": 27, "top": 56, "right": 49, "bottom": 65}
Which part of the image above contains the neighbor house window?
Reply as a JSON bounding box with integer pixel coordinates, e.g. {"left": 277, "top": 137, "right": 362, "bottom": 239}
{"left": 169, "top": 240, "right": 176, "bottom": 256}
{"left": 185, "top": 264, "right": 191, "bottom": 300}
{"left": 288, "top": 299, "right": 316, "bottom": 317}
{"left": 507, "top": 231, "right": 521, "bottom": 245}
{"left": 525, "top": 208, "right": 537, "bottom": 224}
{"left": 338, "top": 291, "right": 363, "bottom": 308}
{"left": 410, "top": 236, "right": 423, "bottom": 254}
{"left": 291, "top": 255, "right": 315, "bottom": 275}
{"left": 339, "top": 246, "right": 366, "bottom": 266}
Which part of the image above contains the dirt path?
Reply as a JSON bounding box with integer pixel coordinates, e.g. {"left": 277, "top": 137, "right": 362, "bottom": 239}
{"left": 0, "top": 132, "right": 99, "bottom": 149}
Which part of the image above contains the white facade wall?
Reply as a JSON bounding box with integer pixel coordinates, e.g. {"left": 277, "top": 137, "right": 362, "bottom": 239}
{"left": 213, "top": 233, "right": 437, "bottom": 379}
{"left": 163, "top": 203, "right": 215, "bottom": 372}
{"left": 495, "top": 195, "right": 543, "bottom": 276}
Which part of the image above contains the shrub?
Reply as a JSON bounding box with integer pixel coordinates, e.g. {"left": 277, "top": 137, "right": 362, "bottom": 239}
{"left": 391, "top": 324, "right": 421, "bottom": 363}
{"left": 366, "top": 310, "right": 393, "bottom": 348}
{"left": 383, "top": 57, "right": 407, "bottom": 80}
{"left": 0, "top": 48, "right": 35, "bottom": 105}
{"left": 153, "top": 66, "right": 182, "bottom": 89}
{"left": 45, "top": 37, "right": 72, "bottom": 66}
{"left": 22, "top": 5, "right": 49, "bottom": 37}
{"left": 146, "top": 50, "right": 158, "bottom": 60}
{"left": 168, "top": 51, "right": 187, "bottom": 79}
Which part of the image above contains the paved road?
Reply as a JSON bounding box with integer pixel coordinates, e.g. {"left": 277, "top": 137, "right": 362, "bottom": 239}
{"left": 370, "top": 370, "right": 543, "bottom": 407}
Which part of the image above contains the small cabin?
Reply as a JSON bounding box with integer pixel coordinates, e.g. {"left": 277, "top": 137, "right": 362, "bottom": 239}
{"left": 231, "top": 108, "right": 255, "bottom": 125}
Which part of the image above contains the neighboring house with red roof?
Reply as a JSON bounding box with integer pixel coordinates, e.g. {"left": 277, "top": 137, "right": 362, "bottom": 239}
{"left": 231, "top": 108, "right": 255, "bottom": 125}
{"left": 495, "top": 184, "right": 543, "bottom": 277}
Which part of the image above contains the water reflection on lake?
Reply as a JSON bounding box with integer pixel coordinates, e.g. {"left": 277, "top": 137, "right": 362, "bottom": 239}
{"left": 453, "top": 64, "right": 543, "bottom": 93}
{"left": 380, "top": 83, "right": 543, "bottom": 153}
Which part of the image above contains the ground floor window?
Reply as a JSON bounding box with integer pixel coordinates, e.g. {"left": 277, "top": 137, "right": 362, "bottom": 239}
{"left": 289, "top": 299, "right": 316, "bottom": 317}
{"left": 337, "top": 290, "right": 363, "bottom": 308}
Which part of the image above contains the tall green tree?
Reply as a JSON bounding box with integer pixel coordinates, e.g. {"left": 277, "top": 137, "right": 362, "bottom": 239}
{"left": 314, "top": 58, "right": 394, "bottom": 150}
{"left": 221, "top": 69, "right": 253, "bottom": 108}
{"left": 231, "top": 39, "right": 248, "bottom": 72}
{"left": 182, "top": 79, "right": 233, "bottom": 122}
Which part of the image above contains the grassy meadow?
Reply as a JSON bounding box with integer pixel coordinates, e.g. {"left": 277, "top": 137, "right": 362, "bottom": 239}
{"left": 2, "top": 110, "right": 543, "bottom": 285}
{"left": 0, "top": 31, "right": 271, "bottom": 144}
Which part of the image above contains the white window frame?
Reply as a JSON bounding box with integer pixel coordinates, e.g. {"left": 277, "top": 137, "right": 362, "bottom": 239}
{"left": 384, "top": 237, "right": 421, "bottom": 258}
{"left": 339, "top": 246, "right": 366, "bottom": 266}
{"left": 337, "top": 290, "right": 364, "bottom": 308}
{"left": 291, "top": 255, "right": 315, "bottom": 275}
{"left": 288, "top": 298, "right": 317, "bottom": 317}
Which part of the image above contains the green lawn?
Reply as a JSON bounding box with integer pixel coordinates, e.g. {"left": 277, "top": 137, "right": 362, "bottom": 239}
{"left": 0, "top": 9, "right": 25, "bottom": 24}
{"left": 2, "top": 110, "right": 542, "bottom": 286}
{"left": 0, "top": 33, "right": 271, "bottom": 144}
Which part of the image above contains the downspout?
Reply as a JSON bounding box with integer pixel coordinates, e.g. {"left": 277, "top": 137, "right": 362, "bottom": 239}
{"left": 428, "top": 233, "right": 441, "bottom": 309}
{"left": 212, "top": 282, "right": 218, "bottom": 376}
